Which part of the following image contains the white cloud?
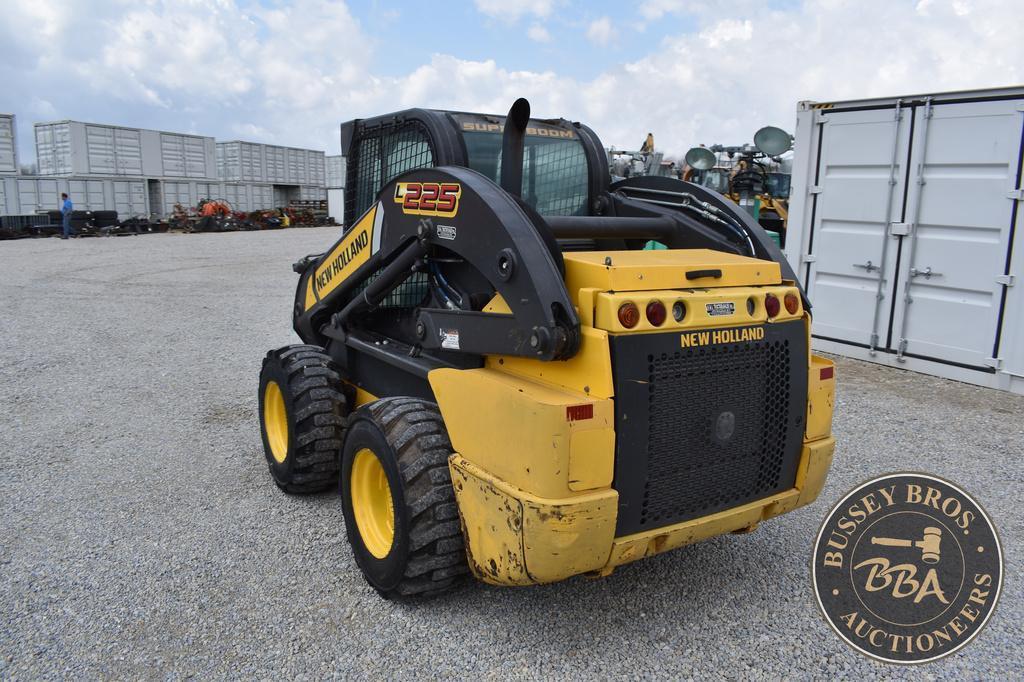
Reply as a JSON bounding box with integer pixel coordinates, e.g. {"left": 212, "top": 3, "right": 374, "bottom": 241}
{"left": 698, "top": 19, "right": 753, "bottom": 48}
{"left": 586, "top": 17, "right": 613, "bottom": 46}
{"left": 638, "top": 0, "right": 687, "bottom": 21}
{"left": 473, "top": 0, "right": 555, "bottom": 22}
{"left": 527, "top": 24, "right": 552, "bottom": 43}
{"left": 0, "top": 0, "right": 1022, "bottom": 162}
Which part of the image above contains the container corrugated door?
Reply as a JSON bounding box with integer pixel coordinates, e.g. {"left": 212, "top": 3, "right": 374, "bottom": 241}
{"left": 0, "top": 116, "right": 16, "bottom": 173}
{"left": 36, "top": 123, "right": 72, "bottom": 175}
{"left": 265, "top": 146, "right": 284, "bottom": 183}
{"left": 804, "top": 107, "right": 913, "bottom": 349}
{"left": 161, "top": 134, "right": 186, "bottom": 176}
{"left": 17, "top": 179, "right": 39, "bottom": 212}
{"left": 85, "top": 125, "right": 117, "bottom": 174}
{"left": 889, "top": 98, "right": 1024, "bottom": 369}
{"left": 184, "top": 137, "right": 208, "bottom": 178}
{"left": 115, "top": 129, "right": 143, "bottom": 175}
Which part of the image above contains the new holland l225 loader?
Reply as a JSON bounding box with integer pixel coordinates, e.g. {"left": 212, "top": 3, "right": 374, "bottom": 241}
{"left": 257, "top": 99, "right": 836, "bottom": 597}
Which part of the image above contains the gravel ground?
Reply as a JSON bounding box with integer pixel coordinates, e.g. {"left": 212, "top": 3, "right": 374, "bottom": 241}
{"left": 1, "top": 228, "right": 1021, "bottom": 680}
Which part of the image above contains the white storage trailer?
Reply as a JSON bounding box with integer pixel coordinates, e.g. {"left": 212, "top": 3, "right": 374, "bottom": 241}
{"left": 34, "top": 121, "right": 217, "bottom": 179}
{"left": 1, "top": 176, "right": 287, "bottom": 219}
{"left": 786, "top": 86, "right": 1024, "bottom": 394}
{"left": 326, "top": 155, "right": 345, "bottom": 222}
{"left": 0, "top": 114, "right": 17, "bottom": 174}
{"left": 216, "top": 141, "right": 326, "bottom": 186}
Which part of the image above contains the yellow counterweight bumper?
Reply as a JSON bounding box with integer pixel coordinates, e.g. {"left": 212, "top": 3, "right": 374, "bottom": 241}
{"left": 449, "top": 436, "right": 835, "bottom": 586}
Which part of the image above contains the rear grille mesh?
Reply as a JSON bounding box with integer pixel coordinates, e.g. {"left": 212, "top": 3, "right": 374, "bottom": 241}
{"left": 639, "top": 338, "right": 791, "bottom": 528}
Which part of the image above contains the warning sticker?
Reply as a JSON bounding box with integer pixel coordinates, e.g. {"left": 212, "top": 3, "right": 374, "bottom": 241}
{"left": 705, "top": 302, "right": 735, "bottom": 317}
{"left": 440, "top": 328, "right": 460, "bottom": 350}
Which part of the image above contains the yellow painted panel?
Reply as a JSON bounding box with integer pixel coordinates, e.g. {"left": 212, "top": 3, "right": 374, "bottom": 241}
{"left": 449, "top": 456, "right": 530, "bottom": 585}
{"left": 806, "top": 355, "right": 836, "bottom": 441}
{"left": 486, "top": 326, "right": 614, "bottom": 399}
{"left": 450, "top": 455, "right": 617, "bottom": 585}
{"left": 564, "top": 249, "right": 781, "bottom": 294}
{"left": 568, "top": 427, "right": 615, "bottom": 491}
{"left": 429, "top": 368, "right": 613, "bottom": 498}
{"left": 303, "top": 276, "right": 316, "bottom": 311}
{"left": 796, "top": 437, "right": 836, "bottom": 507}
{"left": 604, "top": 489, "right": 801, "bottom": 570}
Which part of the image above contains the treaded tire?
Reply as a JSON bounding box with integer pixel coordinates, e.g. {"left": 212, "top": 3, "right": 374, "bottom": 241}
{"left": 258, "top": 344, "right": 346, "bottom": 493}
{"left": 341, "top": 397, "right": 468, "bottom": 598}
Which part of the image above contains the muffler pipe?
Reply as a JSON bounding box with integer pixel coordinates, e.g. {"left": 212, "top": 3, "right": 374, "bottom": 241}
{"left": 500, "top": 98, "right": 530, "bottom": 198}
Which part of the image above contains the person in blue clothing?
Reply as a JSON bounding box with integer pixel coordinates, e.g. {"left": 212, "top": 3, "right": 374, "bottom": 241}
{"left": 60, "top": 193, "right": 73, "bottom": 239}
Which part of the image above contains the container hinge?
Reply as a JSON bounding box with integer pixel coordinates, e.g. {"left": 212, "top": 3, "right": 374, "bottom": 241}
{"left": 809, "top": 185, "right": 823, "bottom": 195}
{"left": 813, "top": 110, "right": 829, "bottom": 125}
{"left": 889, "top": 222, "right": 912, "bottom": 236}
{"left": 983, "top": 357, "right": 1003, "bottom": 369}
{"left": 996, "top": 274, "right": 1016, "bottom": 287}
{"left": 801, "top": 253, "right": 817, "bottom": 263}
{"left": 1008, "top": 189, "right": 1024, "bottom": 201}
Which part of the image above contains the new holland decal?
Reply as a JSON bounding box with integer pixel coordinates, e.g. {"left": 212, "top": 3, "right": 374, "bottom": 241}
{"left": 680, "top": 325, "right": 765, "bottom": 348}
{"left": 311, "top": 204, "right": 382, "bottom": 302}
{"left": 394, "top": 182, "right": 461, "bottom": 217}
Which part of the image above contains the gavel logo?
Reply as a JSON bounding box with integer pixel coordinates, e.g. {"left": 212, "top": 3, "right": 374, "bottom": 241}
{"left": 870, "top": 526, "right": 942, "bottom": 564}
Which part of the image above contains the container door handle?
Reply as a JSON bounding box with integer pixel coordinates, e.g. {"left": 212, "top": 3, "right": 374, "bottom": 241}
{"left": 910, "top": 266, "right": 941, "bottom": 279}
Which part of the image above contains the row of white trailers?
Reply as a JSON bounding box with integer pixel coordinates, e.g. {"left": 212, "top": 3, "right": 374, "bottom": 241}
{"left": 0, "top": 175, "right": 326, "bottom": 219}
{"left": 785, "top": 86, "right": 1024, "bottom": 394}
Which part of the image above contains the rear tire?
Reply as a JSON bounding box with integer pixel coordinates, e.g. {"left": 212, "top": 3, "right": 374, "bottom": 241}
{"left": 341, "top": 398, "right": 468, "bottom": 598}
{"left": 258, "top": 345, "right": 347, "bottom": 493}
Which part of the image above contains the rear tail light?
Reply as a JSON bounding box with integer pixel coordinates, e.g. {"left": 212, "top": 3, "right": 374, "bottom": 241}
{"left": 618, "top": 302, "right": 640, "bottom": 328}
{"left": 784, "top": 292, "right": 800, "bottom": 315}
{"left": 646, "top": 300, "right": 667, "bottom": 326}
{"left": 672, "top": 301, "right": 686, "bottom": 322}
{"left": 765, "top": 293, "right": 781, "bottom": 318}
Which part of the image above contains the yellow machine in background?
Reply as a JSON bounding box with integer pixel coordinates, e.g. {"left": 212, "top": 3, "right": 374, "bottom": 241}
{"left": 685, "top": 126, "right": 793, "bottom": 246}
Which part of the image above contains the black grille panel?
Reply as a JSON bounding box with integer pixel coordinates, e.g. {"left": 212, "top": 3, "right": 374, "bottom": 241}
{"left": 611, "top": 322, "right": 807, "bottom": 536}
{"left": 641, "top": 340, "right": 790, "bottom": 526}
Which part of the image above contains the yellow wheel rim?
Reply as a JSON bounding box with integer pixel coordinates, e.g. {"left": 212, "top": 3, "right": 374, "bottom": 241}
{"left": 350, "top": 448, "right": 395, "bottom": 559}
{"left": 263, "top": 381, "right": 289, "bottom": 464}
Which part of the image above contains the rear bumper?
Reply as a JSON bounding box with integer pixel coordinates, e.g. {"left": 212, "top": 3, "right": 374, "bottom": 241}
{"left": 450, "top": 435, "right": 835, "bottom": 586}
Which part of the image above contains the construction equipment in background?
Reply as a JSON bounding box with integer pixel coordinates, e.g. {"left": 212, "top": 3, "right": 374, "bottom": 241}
{"left": 256, "top": 98, "right": 836, "bottom": 598}
{"left": 607, "top": 133, "right": 680, "bottom": 180}
{"left": 684, "top": 126, "right": 794, "bottom": 246}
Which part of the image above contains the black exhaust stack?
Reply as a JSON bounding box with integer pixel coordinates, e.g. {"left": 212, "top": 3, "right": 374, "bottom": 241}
{"left": 500, "top": 98, "right": 530, "bottom": 198}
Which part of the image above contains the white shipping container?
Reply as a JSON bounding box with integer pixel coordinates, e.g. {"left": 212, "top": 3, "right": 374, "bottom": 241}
{"left": 251, "top": 184, "right": 273, "bottom": 210}
{"left": 298, "top": 185, "right": 326, "bottom": 201}
{"left": 786, "top": 86, "right": 1024, "bottom": 394}
{"left": 0, "top": 175, "right": 150, "bottom": 217}
{"left": 327, "top": 187, "right": 344, "bottom": 222}
{"left": 34, "top": 121, "right": 217, "bottom": 179}
{"left": 264, "top": 145, "right": 286, "bottom": 183}
{"left": 308, "top": 150, "right": 326, "bottom": 186}
{"left": 326, "top": 155, "right": 345, "bottom": 188}
{"left": 0, "top": 114, "right": 17, "bottom": 174}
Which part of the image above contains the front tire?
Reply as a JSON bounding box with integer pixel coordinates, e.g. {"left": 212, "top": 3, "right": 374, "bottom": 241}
{"left": 341, "top": 398, "right": 468, "bottom": 598}
{"left": 258, "top": 345, "right": 347, "bottom": 493}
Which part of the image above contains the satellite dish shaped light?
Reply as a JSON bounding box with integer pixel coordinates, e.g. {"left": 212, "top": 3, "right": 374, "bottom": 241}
{"left": 684, "top": 146, "right": 716, "bottom": 170}
{"left": 754, "top": 126, "right": 793, "bottom": 156}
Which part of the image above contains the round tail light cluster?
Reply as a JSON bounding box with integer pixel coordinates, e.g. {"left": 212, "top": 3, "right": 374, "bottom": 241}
{"left": 646, "top": 300, "right": 667, "bottom": 326}
{"left": 618, "top": 302, "right": 640, "bottom": 328}
{"left": 765, "top": 293, "right": 781, "bottom": 318}
{"left": 784, "top": 292, "right": 800, "bottom": 315}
